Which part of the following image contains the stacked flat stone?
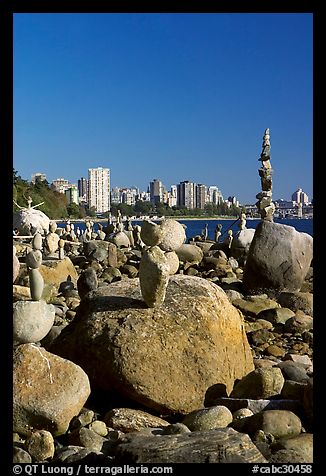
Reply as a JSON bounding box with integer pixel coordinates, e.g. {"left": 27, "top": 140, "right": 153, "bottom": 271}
{"left": 139, "top": 219, "right": 186, "bottom": 307}
{"left": 13, "top": 232, "right": 55, "bottom": 344}
{"left": 255, "top": 128, "right": 276, "bottom": 221}
{"left": 44, "top": 221, "right": 60, "bottom": 257}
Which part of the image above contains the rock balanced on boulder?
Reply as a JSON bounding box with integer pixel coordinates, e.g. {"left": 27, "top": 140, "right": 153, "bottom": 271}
{"left": 139, "top": 219, "right": 186, "bottom": 307}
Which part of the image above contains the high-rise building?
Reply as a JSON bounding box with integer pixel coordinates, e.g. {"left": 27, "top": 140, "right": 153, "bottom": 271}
{"left": 78, "top": 178, "right": 88, "bottom": 200}
{"left": 177, "top": 181, "right": 196, "bottom": 209}
{"left": 207, "top": 186, "right": 223, "bottom": 205}
{"left": 88, "top": 167, "right": 110, "bottom": 213}
{"left": 196, "top": 184, "right": 207, "bottom": 209}
{"left": 51, "top": 178, "right": 70, "bottom": 194}
{"left": 31, "top": 172, "right": 47, "bottom": 184}
{"left": 291, "top": 188, "right": 309, "bottom": 204}
{"left": 65, "top": 185, "right": 79, "bottom": 205}
{"left": 149, "top": 179, "right": 165, "bottom": 204}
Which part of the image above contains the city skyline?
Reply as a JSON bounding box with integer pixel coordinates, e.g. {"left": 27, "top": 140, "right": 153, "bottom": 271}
{"left": 13, "top": 13, "right": 313, "bottom": 204}
{"left": 24, "top": 167, "right": 311, "bottom": 206}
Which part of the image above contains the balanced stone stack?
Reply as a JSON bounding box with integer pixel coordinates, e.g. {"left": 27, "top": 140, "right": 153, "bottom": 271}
{"left": 139, "top": 219, "right": 186, "bottom": 307}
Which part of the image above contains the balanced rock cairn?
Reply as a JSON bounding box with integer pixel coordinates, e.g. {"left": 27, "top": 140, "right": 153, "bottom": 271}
{"left": 255, "top": 128, "right": 276, "bottom": 221}
{"left": 139, "top": 219, "right": 186, "bottom": 308}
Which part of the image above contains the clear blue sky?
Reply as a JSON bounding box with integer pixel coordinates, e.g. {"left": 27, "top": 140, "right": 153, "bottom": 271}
{"left": 13, "top": 13, "right": 313, "bottom": 204}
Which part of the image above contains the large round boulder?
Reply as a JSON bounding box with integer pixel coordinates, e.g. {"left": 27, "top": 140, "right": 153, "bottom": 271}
{"left": 243, "top": 221, "right": 313, "bottom": 295}
{"left": 50, "top": 275, "right": 254, "bottom": 415}
{"left": 13, "top": 344, "right": 91, "bottom": 436}
{"left": 13, "top": 208, "right": 50, "bottom": 235}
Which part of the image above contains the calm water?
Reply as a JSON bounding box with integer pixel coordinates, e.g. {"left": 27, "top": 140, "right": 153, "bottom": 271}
{"left": 58, "top": 218, "right": 313, "bottom": 241}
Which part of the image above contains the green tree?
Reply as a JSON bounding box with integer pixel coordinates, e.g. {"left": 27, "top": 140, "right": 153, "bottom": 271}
{"left": 67, "top": 203, "right": 80, "bottom": 218}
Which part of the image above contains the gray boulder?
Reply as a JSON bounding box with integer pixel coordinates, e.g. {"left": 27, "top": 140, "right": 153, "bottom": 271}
{"left": 230, "top": 228, "right": 256, "bottom": 265}
{"left": 13, "top": 300, "right": 55, "bottom": 344}
{"left": 243, "top": 221, "right": 313, "bottom": 295}
{"left": 13, "top": 208, "right": 50, "bottom": 235}
{"left": 114, "top": 427, "right": 267, "bottom": 463}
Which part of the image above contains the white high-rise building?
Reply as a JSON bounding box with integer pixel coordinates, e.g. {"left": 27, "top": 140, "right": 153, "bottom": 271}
{"left": 291, "top": 188, "right": 309, "bottom": 204}
{"left": 88, "top": 167, "right": 110, "bottom": 213}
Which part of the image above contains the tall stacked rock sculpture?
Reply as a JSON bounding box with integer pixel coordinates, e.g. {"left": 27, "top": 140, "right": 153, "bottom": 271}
{"left": 27, "top": 233, "right": 44, "bottom": 301}
{"left": 243, "top": 129, "right": 313, "bottom": 295}
{"left": 13, "top": 233, "right": 55, "bottom": 344}
{"left": 255, "top": 128, "right": 275, "bottom": 221}
{"left": 139, "top": 219, "right": 186, "bottom": 307}
{"left": 44, "top": 221, "right": 60, "bottom": 258}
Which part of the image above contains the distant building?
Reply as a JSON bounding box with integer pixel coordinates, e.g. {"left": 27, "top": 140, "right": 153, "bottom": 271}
{"left": 88, "top": 167, "right": 110, "bottom": 213}
{"left": 291, "top": 188, "right": 309, "bottom": 204}
{"left": 78, "top": 177, "right": 88, "bottom": 202}
{"left": 150, "top": 179, "right": 165, "bottom": 204}
{"left": 207, "top": 186, "right": 223, "bottom": 205}
{"left": 167, "top": 185, "right": 177, "bottom": 208}
{"left": 51, "top": 178, "right": 71, "bottom": 194}
{"left": 196, "top": 184, "right": 207, "bottom": 209}
{"left": 227, "top": 196, "right": 240, "bottom": 207}
{"left": 31, "top": 172, "right": 47, "bottom": 184}
{"left": 65, "top": 185, "right": 79, "bottom": 205}
{"left": 177, "top": 180, "right": 196, "bottom": 209}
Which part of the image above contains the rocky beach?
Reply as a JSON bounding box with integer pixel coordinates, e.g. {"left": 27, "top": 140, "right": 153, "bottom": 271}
{"left": 12, "top": 211, "right": 313, "bottom": 465}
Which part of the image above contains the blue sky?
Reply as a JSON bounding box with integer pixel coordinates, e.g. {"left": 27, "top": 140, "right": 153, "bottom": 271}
{"left": 13, "top": 13, "right": 313, "bottom": 204}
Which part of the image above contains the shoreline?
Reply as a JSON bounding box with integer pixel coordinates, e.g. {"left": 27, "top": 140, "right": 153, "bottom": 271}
{"left": 55, "top": 216, "right": 244, "bottom": 224}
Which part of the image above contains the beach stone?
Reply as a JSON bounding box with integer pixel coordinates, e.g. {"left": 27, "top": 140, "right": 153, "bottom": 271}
{"left": 254, "top": 358, "right": 278, "bottom": 369}
{"left": 103, "top": 408, "right": 169, "bottom": 433}
{"left": 230, "top": 228, "right": 256, "bottom": 265}
{"left": 114, "top": 427, "right": 267, "bottom": 463}
{"left": 50, "top": 275, "right": 254, "bottom": 415}
{"left": 159, "top": 219, "right": 186, "bottom": 252}
{"left": 224, "top": 289, "right": 244, "bottom": 303}
{"left": 140, "top": 220, "right": 164, "bottom": 246}
{"left": 77, "top": 267, "right": 98, "bottom": 300}
{"left": 13, "top": 300, "right": 55, "bottom": 344}
{"left": 89, "top": 421, "right": 108, "bottom": 437}
{"left": 176, "top": 244, "right": 204, "bottom": 269}
{"left": 13, "top": 446, "right": 32, "bottom": 463}
{"left": 269, "top": 448, "right": 310, "bottom": 463}
{"left": 243, "top": 221, "right": 313, "bottom": 295}
{"left": 13, "top": 208, "right": 50, "bottom": 236}
{"left": 83, "top": 240, "right": 118, "bottom": 268}
{"left": 182, "top": 406, "right": 233, "bottom": 431}
{"left": 68, "top": 427, "right": 107, "bottom": 452}
{"left": 232, "top": 296, "right": 280, "bottom": 318}
{"left": 234, "top": 410, "right": 302, "bottom": 439}
{"left": 258, "top": 307, "right": 295, "bottom": 325}
{"left": 13, "top": 247, "right": 20, "bottom": 283}
{"left": 110, "top": 232, "right": 130, "bottom": 248}
{"left": 233, "top": 408, "right": 254, "bottom": 420}
{"left": 213, "top": 397, "right": 303, "bottom": 415}
{"left": 165, "top": 251, "right": 180, "bottom": 275}
{"left": 161, "top": 423, "right": 191, "bottom": 435}
{"left": 283, "top": 354, "right": 312, "bottom": 366}
{"left": 29, "top": 268, "right": 44, "bottom": 301}
{"left": 230, "top": 367, "right": 285, "bottom": 399}
{"left": 120, "top": 264, "right": 138, "bottom": 278}
{"left": 264, "top": 345, "right": 285, "bottom": 358}
{"left": 280, "top": 380, "right": 307, "bottom": 400}
{"left": 277, "top": 292, "right": 313, "bottom": 316}
{"left": 271, "top": 433, "right": 313, "bottom": 462}
{"left": 13, "top": 343, "right": 91, "bottom": 436}
{"left": 277, "top": 361, "right": 310, "bottom": 383}
{"left": 70, "top": 409, "right": 94, "bottom": 431}
{"left": 139, "top": 246, "right": 170, "bottom": 307}
{"left": 26, "top": 249, "right": 43, "bottom": 269}
{"left": 248, "top": 329, "right": 274, "bottom": 346}
{"left": 38, "top": 256, "right": 79, "bottom": 287}
{"left": 25, "top": 430, "right": 55, "bottom": 462}
{"left": 100, "top": 267, "right": 122, "bottom": 283}
{"left": 284, "top": 313, "right": 313, "bottom": 333}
